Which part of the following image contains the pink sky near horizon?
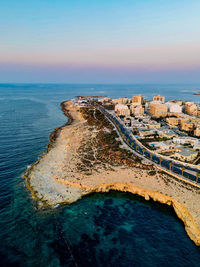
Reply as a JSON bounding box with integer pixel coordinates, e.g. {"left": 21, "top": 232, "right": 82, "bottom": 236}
{"left": 1, "top": 60, "right": 200, "bottom": 83}
{"left": 0, "top": 0, "right": 200, "bottom": 83}
{"left": 1, "top": 43, "right": 200, "bottom": 70}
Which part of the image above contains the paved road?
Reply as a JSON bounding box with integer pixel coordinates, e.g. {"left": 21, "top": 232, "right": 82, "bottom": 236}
{"left": 96, "top": 104, "right": 200, "bottom": 187}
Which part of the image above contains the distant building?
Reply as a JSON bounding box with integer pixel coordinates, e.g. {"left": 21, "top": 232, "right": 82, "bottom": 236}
{"left": 131, "top": 104, "right": 144, "bottom": 116}
{"left": 166, "top": 102, "right": 182, "bottom": 113}
{"left": 166, "top": 117, "right": 180, "bottom": 127}
{"left": 173, "top": 148, "right": 197, "bottom": 162}
{"left": 194, "top": 124, "right": 200, "bottom": 137}
{"left": 172, "top": 137, "right": 200, "bottom": 150}
{"left": 77, "top": 100, "right": 89, "bottom": 107}
{"left": 185, "top": 102, "right": 197, "bottom": 116}
{"left": 132, "top": 94, "right": 143, "bottom": 105}
{"left": 150, "top": 141, "right": 177, "bottom": 151}
{"left": 98, "top": 97, "right": 111, "bottom": 104}
{"left": 180, "top": 119, "right": 194, "bottom": 132}
{"left": 138, "top": 129, "right": 157, "bottom": 137}
{"left": 144, "top": 102, "right": 149, "bottom": 112}
{"left": 112, "top": 99, "right": 118, "bottom": 104}
{"left": 173, "top": 136, "right": 197, "bottom": 145}
{"left": 149, "top": 103, "right": 168, "bottom": 117}
{"left": 193, "top": 140, "right": 200, "bottom": 150}
{"left": 147, "top": 121, "right": 161, "bottom": 129}
{"left": 115, "top": 104, "right": 130, "bottom": 116}
{"left": 153, "top": 94, "right": 165, "bottom": 103}
{"left": 157, "top": 129, "right": 176, "bottom": 139}
{"left": 112, "top": 97, "right": 130, "bottom": 104}
{"left": 121, "top": 97, "right": 130, "bottom": 104}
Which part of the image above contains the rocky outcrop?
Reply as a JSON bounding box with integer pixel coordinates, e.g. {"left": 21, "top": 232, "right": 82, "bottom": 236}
{"left": 173, "top": 201, "right": 200, "bottom": 246}
{"left": 25, "top": 100, "right": 200, "bottom": 247}
{"left": 56, "top": 179, "right": 200, "bottom": 246}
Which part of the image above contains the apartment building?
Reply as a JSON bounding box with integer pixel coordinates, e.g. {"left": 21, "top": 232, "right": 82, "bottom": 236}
{"left": 153, "top": 94, "right": 165, "bottom": 103}
{"left": 115, "top": 104, "right": 130, "bottom": 116}
{"left": 149, "top": 103, "right": 168, "bottom": 117}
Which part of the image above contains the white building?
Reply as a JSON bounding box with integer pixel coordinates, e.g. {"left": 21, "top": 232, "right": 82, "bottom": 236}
{"left": 98, "top": 97, "right": 111, "bottom": 104}
{"left": 115, "top": 104, "right": 130, "bottom": 116}
{"left": 173, "top": 136, "right": 197, "bottom": 145}
{"left": 166, "top": 102, "right": 182, "bottom": 113}
{"left": 173, "top": 148, "right": 198, "bottom": 162}
{"left": 173, "top": 137, "right": 200, "bottom": 150}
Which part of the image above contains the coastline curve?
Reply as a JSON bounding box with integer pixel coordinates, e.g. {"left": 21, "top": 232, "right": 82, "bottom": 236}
{"left": 24, "top": 100, "right": 200, "bottom": 247}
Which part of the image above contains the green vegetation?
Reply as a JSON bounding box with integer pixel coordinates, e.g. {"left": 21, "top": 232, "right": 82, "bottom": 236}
{"left": 102, "top": 104, "right": 115, "bottom": 110}
{"left": 80, "top": 107, "right": 113, "bottom": 130}
{"left": 140, "top": 141, "right": 156, "bottom": 150}
{"left": 148, "top": 170, "right": 156, "bottom": 176}
{"left": 80, "top": 106, "right": 152, "bottom": 169}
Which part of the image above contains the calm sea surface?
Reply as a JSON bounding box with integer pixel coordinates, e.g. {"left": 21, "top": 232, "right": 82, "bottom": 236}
{"left": 0, "top": 84, "right": 200, "bottom": 266}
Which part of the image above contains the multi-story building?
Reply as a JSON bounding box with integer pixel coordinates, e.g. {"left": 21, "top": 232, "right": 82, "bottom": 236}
{"left": 173, "top": 148, "right": 198, "bottom": 162}
{"left": 157, "top": 129, "right": 176, "bottom": 138}
{"left": 166, "top": 117, "right": 180, "bottom": 127}
{"left": 185, "top": 102, "right": 197, "bottom": 116}
{"left": 180, "top": 119, "right": 194, "bottom": 132}
{"left": 112, "top": 98, "right": 130, "bottom": 104}
{"left": 147, "top": 121, "right": 161, "bottom": 129}
{"left": 173, "top": 136, "right": 197, "bottom": 145}
{"left": 115, "top": 104, "right": 130, "bottom": 116}
{"left": 149, "top": 103, "right": 168, "bottom": 117}
{"left": 153, "top": 94, "right": 165, "bottom": 103}
{"left": 194, "top": 124, "right": 200, "bottom": 137}
{"left": 98, "top": 97, "right": 111, "bottom": 104}
{"left": 131, "top": 104, "right": 144, "bottom": 116}
{"left": 132, "top": 94, "right": 143, "bottom": 105}
{"left": 166, "top": 102, "right": 182, "bottom": 113}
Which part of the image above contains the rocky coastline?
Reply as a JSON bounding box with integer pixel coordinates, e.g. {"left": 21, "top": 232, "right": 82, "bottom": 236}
{"left": 25, "top": 100, "right": 200, "bottom": 246}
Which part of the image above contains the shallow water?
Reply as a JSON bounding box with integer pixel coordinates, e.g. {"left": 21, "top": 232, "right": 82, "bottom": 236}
{"left": 0, "top": 84, "right": 200, "bottom": 266}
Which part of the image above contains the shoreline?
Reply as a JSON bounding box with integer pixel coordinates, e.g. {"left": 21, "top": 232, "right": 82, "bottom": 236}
{"left": 47, "top": 101, "right": 74, "bottom": 152}
{"left": 24, "top": 100, "right": 75, "bottom": 204}
{"left": 24, "top": 100, "right": 200, "bottom": 246}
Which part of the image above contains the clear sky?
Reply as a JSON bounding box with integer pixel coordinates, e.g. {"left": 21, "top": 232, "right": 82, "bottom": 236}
{"left": 0, "top": 0, "right": 200, "bottom": 83}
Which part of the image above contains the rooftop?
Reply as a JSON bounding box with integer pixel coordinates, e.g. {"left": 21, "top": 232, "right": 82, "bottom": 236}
{"left": 177, "top": 148, "right": 197, "bottom": 156}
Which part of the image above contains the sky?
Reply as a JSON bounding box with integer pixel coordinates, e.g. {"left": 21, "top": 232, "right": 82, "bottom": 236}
{"left": 0, "top": 0, "right": 200, "bottom": 83}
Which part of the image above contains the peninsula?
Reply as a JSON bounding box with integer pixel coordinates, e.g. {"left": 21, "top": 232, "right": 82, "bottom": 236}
{"left": 25, "top": 97, "right": 200, "bottom": 246}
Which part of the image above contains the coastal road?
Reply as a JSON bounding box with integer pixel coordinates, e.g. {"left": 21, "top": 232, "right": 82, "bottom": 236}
{"left": 95, "top": 104, "right": 200, "bottom": 187}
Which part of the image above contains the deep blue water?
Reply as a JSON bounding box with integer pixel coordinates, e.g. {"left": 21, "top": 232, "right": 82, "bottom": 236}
{"left": 0, "top": 84, "right": 200, "bottom": 267}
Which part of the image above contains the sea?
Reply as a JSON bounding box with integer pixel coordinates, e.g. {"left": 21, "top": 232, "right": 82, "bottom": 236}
{"left": 0, "top": 83, "right": 200, "bottom": 267}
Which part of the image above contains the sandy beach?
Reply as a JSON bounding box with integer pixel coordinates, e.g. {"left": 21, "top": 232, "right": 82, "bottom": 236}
{"left": 25, "top": 100, "right": 200, "bottom": 246}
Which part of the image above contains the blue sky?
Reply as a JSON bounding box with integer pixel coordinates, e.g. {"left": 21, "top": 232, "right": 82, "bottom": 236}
{"left": 0, "top": 0, "right": 200, "bottom": 83}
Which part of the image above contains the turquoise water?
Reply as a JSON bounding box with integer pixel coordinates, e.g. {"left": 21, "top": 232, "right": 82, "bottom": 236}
{"left": 0, "top": 84, "right": 200, "bottom": 266}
